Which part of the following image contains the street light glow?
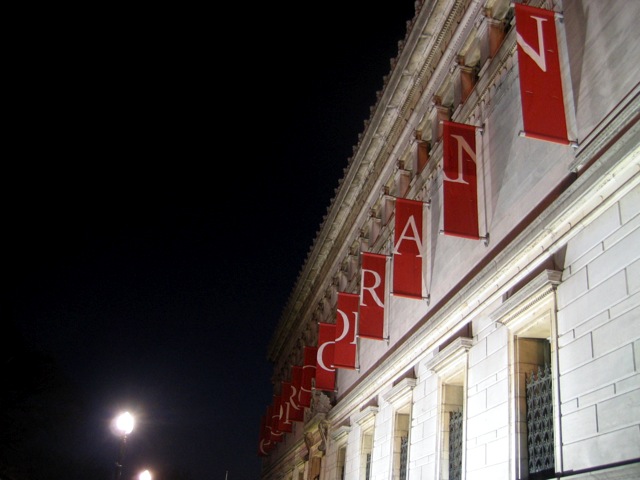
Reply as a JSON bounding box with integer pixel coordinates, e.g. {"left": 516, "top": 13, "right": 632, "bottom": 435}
{"left": 115, "top": 411, "right": 134, "bottom": 435}
{"left": 139, "top": 469, "right": 152, "bottom": 480}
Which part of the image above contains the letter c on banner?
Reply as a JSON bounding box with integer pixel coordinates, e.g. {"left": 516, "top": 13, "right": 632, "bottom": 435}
{"left": 317, "top": 341, "right": 335, "bottom": 372}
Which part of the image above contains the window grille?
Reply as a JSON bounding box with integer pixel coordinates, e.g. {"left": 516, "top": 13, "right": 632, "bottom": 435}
{"left": 449, "top": 410, "right": 463, "bottom": 480}
{"left": 399, "top": 436, "right": 408, "bottom": 479}
{"left": 365, "top": 452, "right": 372, "bottom": 480}
{"left": 526, "top": 364, "right": 555, "bottom": 477}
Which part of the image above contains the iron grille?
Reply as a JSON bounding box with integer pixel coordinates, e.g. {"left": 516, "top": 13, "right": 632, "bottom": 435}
{"left": 399, "top": 435, "right": 408, "bottom": 479}
{"left": 365, "top": 452, "right": 372, "bottom": 480}
{"left": 449, "top": 410, "right": 463, "bottom": 480}
{"left": 526, "top": 364, "right": 555, "bottom": 476}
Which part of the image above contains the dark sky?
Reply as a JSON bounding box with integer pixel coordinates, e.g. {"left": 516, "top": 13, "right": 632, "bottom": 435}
{"left": 4, "top": 3, "right": 417, "bottom": 479}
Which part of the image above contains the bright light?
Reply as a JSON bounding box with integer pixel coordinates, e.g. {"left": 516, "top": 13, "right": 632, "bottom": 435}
{"left": 114, "top": 411, "right": 135, "bottom": 435}
{"left": 138, "top": 469, "right": 152, "bottom": 480}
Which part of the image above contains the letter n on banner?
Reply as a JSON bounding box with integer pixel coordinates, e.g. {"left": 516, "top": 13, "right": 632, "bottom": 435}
{"left": 334, "top": 292, "right": 359, "bottom": 369}
{"left": 393, "top": 198, "right": 425, "bottom": 299}
{"left": 360, "top": 252, "right": 387, "bottom": 340}
{"left": 442, "top": 121, "right": 480, "bottom": 239}
{"left": 315, "top": 323, "right": 336, "bottom": 392}
{"left": 515, "top": 3, "right": 569, "bottom": 144}
{"left": 299, "top": 346, "right": 317, "bottom": 407}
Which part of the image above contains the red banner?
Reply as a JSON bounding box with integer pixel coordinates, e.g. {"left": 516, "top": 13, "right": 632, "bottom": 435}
{"left": 289, "top": 366, "right": 305, "bottom": 422}
{"left": 515, "top": 3, "right": 569, "bottom": 144}
{"left": 392, "top": 198, "right": 425, "bottom": 298}
{"left": 300, "top": 346, "right": 317, "bottom": 407}
{"left": 442, "top": 121, "right": 479, "bottom": 239}
{"left": 334, "top": 292, "right": 359, "bottom": 369}
{"left": 360, "top": 252, "right": 387, "bottom": 340}
{"left": 278, "top": 382, "right": 293, "bottom": 433}
{"left": 268, "top": 403, "right": 283, "bottom": 443}
{"left": 315, "top": 323, "right": 336, "bottom": 391}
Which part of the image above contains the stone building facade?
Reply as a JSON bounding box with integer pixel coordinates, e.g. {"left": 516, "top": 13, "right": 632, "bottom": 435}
{"left": 260, "top": 1, "right": 640, "bottom": 479}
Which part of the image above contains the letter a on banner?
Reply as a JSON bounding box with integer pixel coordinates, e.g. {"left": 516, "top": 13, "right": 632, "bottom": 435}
{"left": 360, "top": 252, "right": 387, "bottom": 340}
{"left": 515, "top": 3, "right": 569, "bottom": 145}
{"left": 299, "top": 346, "right": 317, "bottom": 407}
{"left": 442, "top": 121, "right": 480, "bottom": 239}
{"left": 315, "top": 323, "right": 336, "bottom": 392}
{"left": 393, "top": 198, "right": 425, "bottom": 299}
{"left": 334, "top": 292, "right": 359, "bottom": 369}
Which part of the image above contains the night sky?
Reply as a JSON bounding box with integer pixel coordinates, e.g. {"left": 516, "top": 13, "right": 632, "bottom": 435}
{"left": 3, "top": 3, "right": 417, "bottom": 479}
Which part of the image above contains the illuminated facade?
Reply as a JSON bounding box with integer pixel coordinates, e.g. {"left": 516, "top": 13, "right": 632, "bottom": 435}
{"left": 260, "top": 1, "right": 640, "bottom": 479}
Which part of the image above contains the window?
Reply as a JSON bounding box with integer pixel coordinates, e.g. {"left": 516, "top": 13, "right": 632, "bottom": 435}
{"left": 427, "top": 334, "right": 472, "bottom": 480}
{"left": 365, "top": 451, "right": 372, "bottom": 480}
{"left": 354, "top": 405, "right": 378, "bottom": 480}
{"left": 492, "top": 269, "right": 561, "bottom": 479}
{"left": 383, "top": 377, "right": 416, "bottom": 480}
{"left": 337, "top": 445, "right": 347, "bottom": 480}
{"left": 331, "top": 424, "right": 350, "bottom": 480}
{"left": 524, "top": 343, "right": 554, "bottom": 478}
{"left": 394, "top": 409, "right": 410, "bottom": 480}
{"left": 449, "top": 409, "right": 463, "bottom": 480}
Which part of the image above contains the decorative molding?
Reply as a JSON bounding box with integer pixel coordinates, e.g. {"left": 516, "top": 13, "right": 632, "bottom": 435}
{"left": 490, "top": 270, "right": 562, "bottom": 328}
{"left": 330, "top": 424, "right": 351, "bottom": 442}
{"left": 382, "top": 377, "right": 417, "bottom": 408}
{"left": 353, "top": 406, "right": 379, "bottom": 427}
{"left": 426, "top": 337, "right": 473, "bottom": 377}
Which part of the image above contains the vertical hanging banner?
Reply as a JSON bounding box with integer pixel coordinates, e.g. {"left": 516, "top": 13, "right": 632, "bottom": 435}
{"left": 392, "top": 198, "right": 425, "bottom": 299}
{"left": 264, "top": 406, "right": 274, "bottom": 443}
{"left": 359, "top": 252, "right": 387, "bottom": 340}
{"left": 268, "top": 402, "right": 283, "bottom": 443}
{"left": 278, "top": 382, "right": 293, "bottom": 433}
{"left": 515, "top": 3, "right": 569, "bottom": 144}
{"left": 334, "top": 292, "right": 359, "bottom": 369}
{"left": 315, "top": 323, "right": 336, "bottom": 392}
{"left": 442, "top": 121, "right": 480, "bottom": 239}
{"left": 289, "top": 366, "right": 305, "bottom": 422}
{"left": 300, "top": 346, "right": 317, "bottom": 407}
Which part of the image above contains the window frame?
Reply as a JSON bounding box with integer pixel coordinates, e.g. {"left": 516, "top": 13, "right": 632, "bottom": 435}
{"left": 491, "top": 269, "right": 563, "bottom": 479}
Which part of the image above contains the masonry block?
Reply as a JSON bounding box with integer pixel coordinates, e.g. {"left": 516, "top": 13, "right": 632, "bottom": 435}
{"left": 598, "top": 388, "right": 640, "bottom": 433}
{"left": 592, "top": 308, "right": 639, "bottom": 358}
{"left": 628, "top": 258, "right": 640, "bottom": 294}
{"left": 560, "top": 344, "right": 635, "bottom": 400}
{"left": 609, "top": 290, "right": 640, "bottom": 320}
{"left": 563, "top": 426, "right": 640, "bottom": 471}
{"left": 589, "top": 225, "right": 640, "bottom": 287}
{"left": 564, "top": 203, "right": 620, "bottom": 266}
{"left": 562, "top": 404, "right": 597, "bottom": 443}
{"left": 557, "top": 271, "right": 626, "bottom": 334}
{"left": 468, "top": 347, "right": 507, "bottom": 387}
{"left": 619, "top": 183, "right": 640, "bottom": 223}
{"left": 558, "top": 332, "right": 593, "bottom": 374}
{"left": 557, "top": 266, "right": 588, "bottom": 309}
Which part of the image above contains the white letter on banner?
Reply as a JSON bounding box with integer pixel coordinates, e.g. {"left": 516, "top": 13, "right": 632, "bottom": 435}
{"left": 443, "top": 134, "right": 476, "bottom": 185}
{"left": 361, "top": 268, "right": 384, "bottom": 307}
{"left": 335, "top": 308, "right": 358, "bottom": 346}
{"left": 317, "top": 342, "right": 335, "bottom": 372}
{"left": 392, "top": 215, "right": 424, "bottom": 256}
{"left": 516, "top": 15, "right": 548, "bottom": 72}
